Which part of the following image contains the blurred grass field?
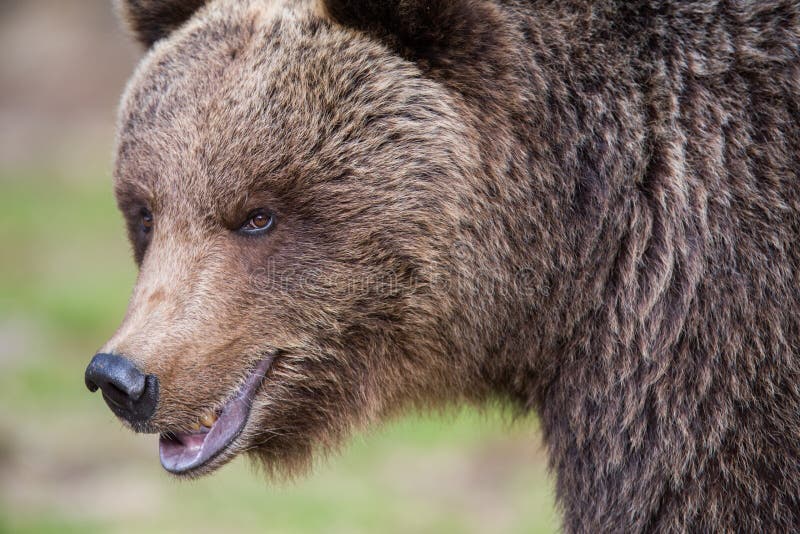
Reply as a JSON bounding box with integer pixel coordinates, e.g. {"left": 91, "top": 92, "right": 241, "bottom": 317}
{"left": 0, "top": 2, "right": 558, "bottom": 532}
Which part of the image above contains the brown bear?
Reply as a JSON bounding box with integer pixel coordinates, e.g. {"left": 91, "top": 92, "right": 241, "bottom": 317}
{"left": 83, "top": 0, "right": 800, "bottom": 531}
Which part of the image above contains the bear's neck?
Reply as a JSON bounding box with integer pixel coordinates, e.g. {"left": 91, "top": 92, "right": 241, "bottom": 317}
{"left": 451, "top": 1, "right": 800, "bottom": 531}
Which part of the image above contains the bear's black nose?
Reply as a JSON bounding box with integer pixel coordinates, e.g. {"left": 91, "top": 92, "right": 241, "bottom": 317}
{"left": 85, "top": 353, "right": 159, "bottom": 424}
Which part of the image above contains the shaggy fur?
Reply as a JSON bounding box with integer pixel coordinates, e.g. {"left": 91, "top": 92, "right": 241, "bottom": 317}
{"left": 100, "top": 0, "right": 800, "bottom": 531}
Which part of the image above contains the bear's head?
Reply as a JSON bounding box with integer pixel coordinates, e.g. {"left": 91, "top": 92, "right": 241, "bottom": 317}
{"left": 85, "top": 0, "right": 543, "bottom": 477}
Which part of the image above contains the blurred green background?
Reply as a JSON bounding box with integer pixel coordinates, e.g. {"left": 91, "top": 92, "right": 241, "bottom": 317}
{"left": 0, "top": 1, "right": 557, "bottom": 532}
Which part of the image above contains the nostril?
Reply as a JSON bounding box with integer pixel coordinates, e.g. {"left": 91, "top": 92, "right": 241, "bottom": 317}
{"left": 86, "top": 378, "right": 99, "bottom": 392}
{"left": 84, "top": 353, "right": 159, "bottom": 424}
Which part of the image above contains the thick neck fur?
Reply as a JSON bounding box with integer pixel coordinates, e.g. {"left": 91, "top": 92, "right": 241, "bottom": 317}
{"left": 451, "top": 1, "right": 800, "bottom": 531}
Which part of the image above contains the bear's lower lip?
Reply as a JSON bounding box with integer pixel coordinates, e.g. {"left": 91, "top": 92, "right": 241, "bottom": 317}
{"left": 158, "top": 354, "right": 275, "bottom": 474}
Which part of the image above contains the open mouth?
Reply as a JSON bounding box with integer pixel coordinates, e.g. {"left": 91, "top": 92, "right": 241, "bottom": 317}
{"left": 159, "top": 355, "right": 274, "bottom": 474}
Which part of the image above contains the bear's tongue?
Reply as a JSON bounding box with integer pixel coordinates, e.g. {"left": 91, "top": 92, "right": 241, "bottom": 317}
{"left": 159, "top": 356, "right": 274, "bottom": 474}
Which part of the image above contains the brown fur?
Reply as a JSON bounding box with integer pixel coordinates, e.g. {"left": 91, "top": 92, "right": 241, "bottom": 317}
{"left": 101, "top": 0, "right": 800, "bottom": 531}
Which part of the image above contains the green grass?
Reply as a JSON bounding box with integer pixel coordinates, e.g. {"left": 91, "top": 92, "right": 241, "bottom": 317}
{"left": 0, "top": 166, "right": 557, "bottom": 533}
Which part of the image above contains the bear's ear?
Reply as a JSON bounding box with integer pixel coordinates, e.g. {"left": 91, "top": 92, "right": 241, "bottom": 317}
{"left": 116, "top": 0, "right": 209, "bottom": 48}
{"left": 319, "top": 0, "right": 498, "bottom": 65}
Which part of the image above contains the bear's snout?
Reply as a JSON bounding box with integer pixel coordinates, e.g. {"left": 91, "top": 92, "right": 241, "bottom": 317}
{"left": 85, "top": 353, "right": 159, "bottom": 425}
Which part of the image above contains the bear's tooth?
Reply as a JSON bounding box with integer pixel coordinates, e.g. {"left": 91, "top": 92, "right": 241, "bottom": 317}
{"left": 190, "top": 421, "right": 201, "bottom": 431}
{"left": 200, "top": 411, "right": 217, "bottom": 427}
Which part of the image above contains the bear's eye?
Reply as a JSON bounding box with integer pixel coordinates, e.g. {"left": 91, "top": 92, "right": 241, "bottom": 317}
{"left": 239, "top": 210, "right": 275, "bottom": 236}
{"left": 140, "top": 208, "right": 153, "bottom": 234}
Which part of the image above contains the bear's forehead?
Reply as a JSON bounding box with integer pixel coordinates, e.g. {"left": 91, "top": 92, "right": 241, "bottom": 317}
{"left": 113, "top": 0, "right": 448, "bottom": 215}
